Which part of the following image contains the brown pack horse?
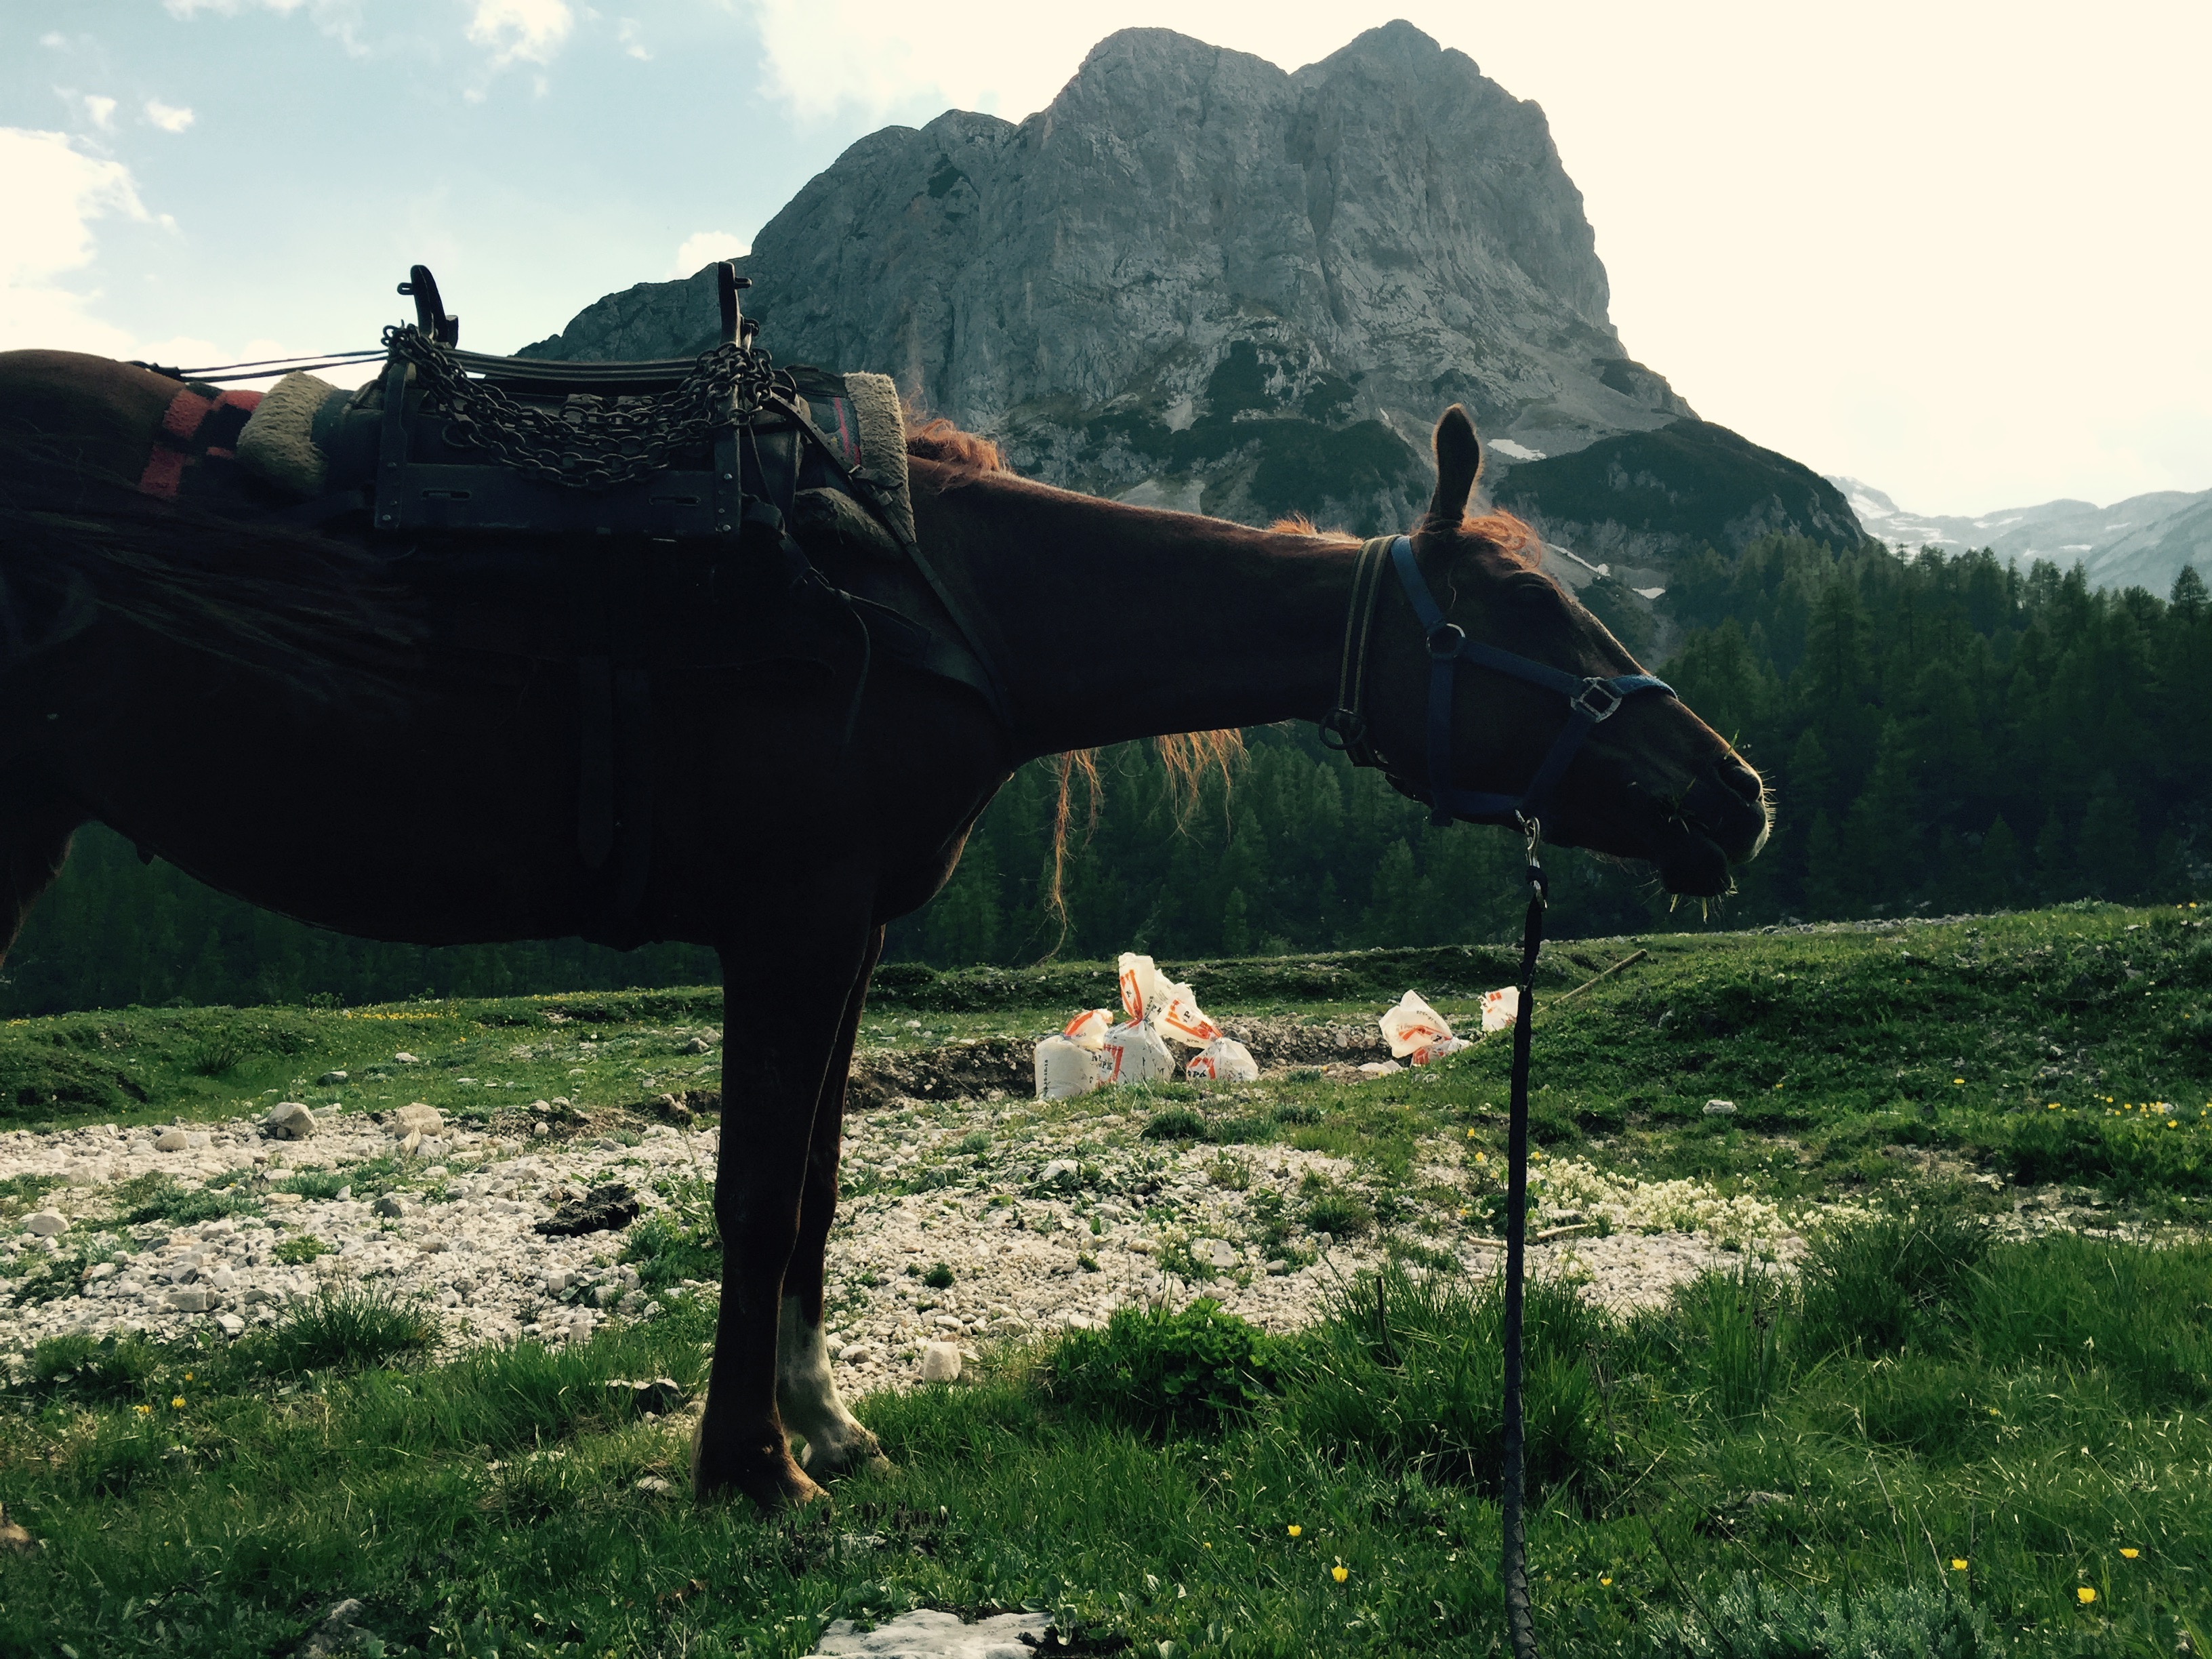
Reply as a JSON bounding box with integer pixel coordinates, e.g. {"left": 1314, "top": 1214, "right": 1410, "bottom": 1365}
{"left": 0, "top": 348, "right": 1767, "bottom": 1509}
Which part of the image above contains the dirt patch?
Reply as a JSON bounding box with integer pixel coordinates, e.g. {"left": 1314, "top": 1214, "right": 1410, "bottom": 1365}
{"left": 847, "top": 1038, "right": 1032, "bottom": 1110}
{"left": 1217, "top": 1017, "right": 1395, "bottom": 1069}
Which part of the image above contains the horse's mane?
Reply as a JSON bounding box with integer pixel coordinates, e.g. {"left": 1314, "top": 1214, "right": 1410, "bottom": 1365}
{"left": 905, "top": 417, "right": 1008, "bottom": 474}
{"left": 0, "top": 419, "right": 418, "bottom": 701}
{"left": 1275, "top": 509, "right": 1544, "bottom": 569}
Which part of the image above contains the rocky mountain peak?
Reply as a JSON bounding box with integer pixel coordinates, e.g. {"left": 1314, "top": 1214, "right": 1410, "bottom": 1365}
{"left": 527, "top": 24, "right": 1851, "bottom": 558}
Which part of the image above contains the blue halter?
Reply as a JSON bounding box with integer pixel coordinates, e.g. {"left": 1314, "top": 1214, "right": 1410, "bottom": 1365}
{"left": 1323, "top": 535, "right": 1677, "bottom": 837}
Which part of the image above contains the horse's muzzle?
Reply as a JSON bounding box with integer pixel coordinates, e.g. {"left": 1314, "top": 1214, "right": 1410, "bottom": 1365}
{"left": 1643, "top": 759, "right": 1769, "bottom": 896}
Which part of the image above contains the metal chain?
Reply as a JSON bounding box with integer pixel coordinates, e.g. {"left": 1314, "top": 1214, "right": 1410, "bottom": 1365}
{"left": 380, "top": 325, "right": 793, "bottom": 491}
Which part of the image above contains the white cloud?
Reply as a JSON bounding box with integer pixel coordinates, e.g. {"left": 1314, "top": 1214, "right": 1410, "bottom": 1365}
{"left": 145, "top": 100, "right": 197, "bottom": 134}
{"left": 163, "top": 0, "right": 371, "bottom": 58}
{"left": 163, "top": 0, "right": 313, "bottom": 16}
{"left": 671, "top": 231, "right": 750, "bottom": 278}
{"left": 0, "top": 127, "right": 157, "bottom": 354}
{"left": 466, "top": 0, "right": 573, "bottom": 68}
{"left": 77, "top": 94, "right": 119, "bottom": 131}
{"left": 616, "top": 17, "right": 649, "bottom": 60}
{"left": 39, "top": 31, "right": 67, "bottom": 47}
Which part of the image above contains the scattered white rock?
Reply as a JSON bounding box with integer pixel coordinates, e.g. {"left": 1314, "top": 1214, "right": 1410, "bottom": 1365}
{"left": 155, "top": 1129, "right": 190, "bottom": 1152}
{"left": 316, "top": 1071, "right": 348, "bottom": 1086}
{"left": 21, "top": 1212, "right": 67, "bottom": 1237}
{"left": 1703, "top": 1100, "right": 1738, "bottom": 1115}
{"left": 813, "top": 1609, "right": 1051, "bottom": 1658}
{"left": 265, "top": 1103, "right": 319, "bottom": 1141}
{"left": 920, "top": 1340, "right": 962, "bottom": 1382}
{"left": 393, "top": 1104, "right": 444, "bottom": 1137}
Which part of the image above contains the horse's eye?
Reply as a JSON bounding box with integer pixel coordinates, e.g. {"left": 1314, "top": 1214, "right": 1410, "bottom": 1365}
{"left": 1502, "top": 573, "right": 1559, "bottom": 604}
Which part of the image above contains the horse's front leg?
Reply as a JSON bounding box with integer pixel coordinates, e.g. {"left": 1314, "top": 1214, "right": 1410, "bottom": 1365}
{"left": 693, "top": 895, "right": 876, "bottom": 1509}
{"left": 777, "top": 922, "right": 888, "bottom": 1480}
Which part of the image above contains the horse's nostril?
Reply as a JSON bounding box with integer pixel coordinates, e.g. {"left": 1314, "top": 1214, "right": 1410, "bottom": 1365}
{"left": 1716, "top": 760, "right": 1763, "bottom": 806}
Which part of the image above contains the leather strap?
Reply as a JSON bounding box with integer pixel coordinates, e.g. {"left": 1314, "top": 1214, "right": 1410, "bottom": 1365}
{"left": 1382, "top": 535, "right": 1675, "bottom": 831}
{"left": 1319, "top": 535, "right": 1392, "bottom": 766}
{"left": 774, "top": 392, "right": 1013, "bottom": 731}
{"left": 1500, "top": 839, "right": 1545, "bottom": 1659}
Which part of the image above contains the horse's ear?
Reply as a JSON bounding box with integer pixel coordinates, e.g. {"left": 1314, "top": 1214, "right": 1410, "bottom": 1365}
{"left": 1426, "top": 405, "right": 1481, "bottom": 528}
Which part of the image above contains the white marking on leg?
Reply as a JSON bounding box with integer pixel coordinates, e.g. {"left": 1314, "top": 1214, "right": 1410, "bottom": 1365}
{"left": 776, "top": 1294, "right": 882, "bottom": 1476}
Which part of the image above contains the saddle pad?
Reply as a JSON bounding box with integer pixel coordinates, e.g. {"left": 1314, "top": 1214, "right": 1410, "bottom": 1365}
{"left": 791, "top": 367, "right": 915, "bottom": 551}
{"left": 137, "top": 381, "right": 264, "bottom": 501}
{"left": 234, "top": 369, "right": 338, "bottom": 497}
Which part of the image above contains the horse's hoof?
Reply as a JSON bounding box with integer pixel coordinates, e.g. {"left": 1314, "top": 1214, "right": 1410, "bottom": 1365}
{"left": 697, "top": 1460, "right": 827, "bottom": 1511}
{"left": 798, "top": 1427, "right": 890, "bottom": 1482}
{"left": 693, "top": 1427, "right": 827, "bottom": 1510}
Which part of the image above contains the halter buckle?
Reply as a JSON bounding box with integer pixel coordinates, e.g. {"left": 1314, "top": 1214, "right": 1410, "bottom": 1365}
{"left": 1572, "top": 678, "right": 1624, "bottom": 721}
{"left": 1319, "top": 708, "right": 1367, "bottom": 754}
{"left": 1427, "top": 622, "right": 1467, "bottom": 660}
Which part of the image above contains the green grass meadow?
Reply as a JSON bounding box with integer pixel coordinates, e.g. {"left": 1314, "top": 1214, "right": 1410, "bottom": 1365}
{"left": 3, "top": 901, "right": 2211, "bottom": 1656}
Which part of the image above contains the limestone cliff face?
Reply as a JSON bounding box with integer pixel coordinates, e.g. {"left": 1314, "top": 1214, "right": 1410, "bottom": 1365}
{"left": 529, "top": 22, "right": 1860, "bottom": 560}
{"left": 527, "top": 22, "right": 1697, "bottom": 534}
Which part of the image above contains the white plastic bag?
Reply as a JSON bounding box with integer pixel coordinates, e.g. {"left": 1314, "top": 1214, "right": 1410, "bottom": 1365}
{"left": 1480, "top": 987, "right": 1521, "bottom": 1033}
{"left": 1380, "top": 991, "right": 1455, "bottom": 1059}
{"left": 1408, "top": 1036, "right": 1471, "bottom": 1066}
{"left": 1062, "top": 1008, "right": 1117, "bottom": 1050}
{"left": 1117, "top": 952, "right": 1163, "bottom": 1022}
{"left": 1185, "top": 1037, "right": 1258, "bottom": 1083}
{"left": 1034, "top": 1035, "right": 1104, "bottom": 1101}
{"left": 1117, "top": 951, "right": 1221, "bottom": 1047}
{"left": 1154, "top": 980, "right": 1221, "bottom": 1046}
{"left": 1100, "top": 1018, "right": 1176, "bottom": 1084}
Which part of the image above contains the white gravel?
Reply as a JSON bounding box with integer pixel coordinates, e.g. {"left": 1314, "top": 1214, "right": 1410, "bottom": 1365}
{"left": 0, "top": 1089, "right": 1787, "bottom": 1391}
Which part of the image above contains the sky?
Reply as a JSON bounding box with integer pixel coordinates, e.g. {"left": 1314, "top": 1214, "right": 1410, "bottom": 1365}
{"left": 4, "top": 1, "right": 2206, "bottom": 517}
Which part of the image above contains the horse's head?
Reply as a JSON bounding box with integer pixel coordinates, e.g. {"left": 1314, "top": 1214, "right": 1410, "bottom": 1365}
{"left": 1357, "top": 407, "right": 1769, "bottom": 897}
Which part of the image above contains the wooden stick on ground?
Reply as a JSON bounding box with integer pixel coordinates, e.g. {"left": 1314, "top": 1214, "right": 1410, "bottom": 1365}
{"left": 1548, "top": 948, "right": 1647, "bottom": 1008}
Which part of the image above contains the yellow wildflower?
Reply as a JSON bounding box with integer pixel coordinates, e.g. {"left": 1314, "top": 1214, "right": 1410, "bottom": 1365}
{"left": 1332, "top": 1565, "right": 1349, "bottom": 1584}
{"left": 1950, "top": 1559, "right": 1968, "bottom": 1571}
{"left": 1600, "top": 1576, "right": 1613, "bottom": 1586}
{"left": 1953, "top": 1078, "right": 1964, "bottom": 1085}
{"left": 2077, "top": 1587, "right": 2097, "bottom": 1604}
{"left": 2121, "top": 1548, "right": 2139, "bottom": 1559}
{"left": 134, "top": 1404, "right": 152, "bottom": 1416}
{"left": 1475, "top": 1152, "right": 1487, "bottom": 1162}
{"left": 171, "top": 1396, "right": 185, "bottom": 1409}
{"left": 1288, "top": 1525, "right": 1301, "bottom": 1537}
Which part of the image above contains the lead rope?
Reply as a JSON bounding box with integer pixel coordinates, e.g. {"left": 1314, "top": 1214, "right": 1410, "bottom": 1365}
{"left": 1501, "top": 813, "right": 1547, "bottom": 1659}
